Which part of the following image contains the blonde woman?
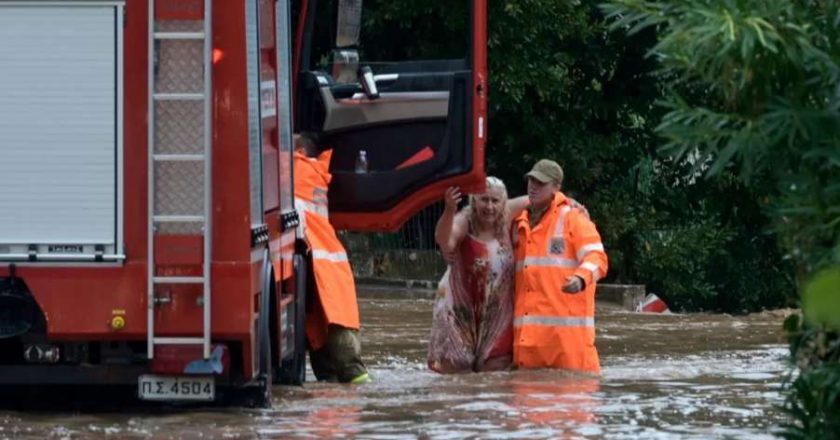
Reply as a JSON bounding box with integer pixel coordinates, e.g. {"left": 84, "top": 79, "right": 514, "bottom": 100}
{"left": 427, "top": 177, "right": 528, "bottom": 373}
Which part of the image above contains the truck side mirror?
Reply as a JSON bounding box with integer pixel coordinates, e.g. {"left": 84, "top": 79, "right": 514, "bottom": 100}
{"left": 359, "top": 66, "right": 379, "bottom": 100}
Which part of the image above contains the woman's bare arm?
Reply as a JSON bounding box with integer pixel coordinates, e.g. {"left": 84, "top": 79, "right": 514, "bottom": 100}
{"left": 507, "top": 195, "right": 530, "bottom": 219}
{"left": 435, "top": 187, "right": 469, "bottom": 254}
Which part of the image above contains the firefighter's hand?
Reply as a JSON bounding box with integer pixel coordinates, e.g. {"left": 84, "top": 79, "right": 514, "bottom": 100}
{"left": 562, "top": 276, "right": 585, "bottom": 294}
{"left": 443, "top": 187, "right": 462, "bottom": 213}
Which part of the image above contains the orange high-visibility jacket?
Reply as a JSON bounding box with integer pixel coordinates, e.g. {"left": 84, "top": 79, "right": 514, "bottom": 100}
{"left": 294, "top": 150, "right": 360, "bottom": 350}
{"left": 512, "top": 192, "right": 608, "bottom": 373}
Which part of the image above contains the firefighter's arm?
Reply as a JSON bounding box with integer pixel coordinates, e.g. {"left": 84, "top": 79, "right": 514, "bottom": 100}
{"left": 435, "top": 187, "right": 468, "bottom": 254}
{"left": 570, "top": 210, "right": 608, "bottom": 288}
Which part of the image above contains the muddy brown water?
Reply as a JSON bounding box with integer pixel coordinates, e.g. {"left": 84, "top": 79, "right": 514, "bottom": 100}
{"left": 0, "top": 297, "right": 790, "bottom": 439}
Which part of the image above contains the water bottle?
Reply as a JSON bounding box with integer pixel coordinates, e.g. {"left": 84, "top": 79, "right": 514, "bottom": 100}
{"left": 355, "top": 150, "right": 369, "bottom": 174}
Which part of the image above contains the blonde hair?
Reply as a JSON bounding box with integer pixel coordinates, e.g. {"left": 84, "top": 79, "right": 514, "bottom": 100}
{"left": 464, "top": 176, "right": 511, "bottom": 245}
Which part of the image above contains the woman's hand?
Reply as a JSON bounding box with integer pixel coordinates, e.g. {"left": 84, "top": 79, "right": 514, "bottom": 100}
{"left": 437, "top": 187, "right": 467, "bottom": 256}
{"left": 443, "top": 187, "right": 462, "bottom": 213}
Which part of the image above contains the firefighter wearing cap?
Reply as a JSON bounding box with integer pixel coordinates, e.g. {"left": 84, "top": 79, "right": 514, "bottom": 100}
{"left": 511, "top": 159, "right": 608, "bottom": 374}
{"left": 294, "top": 134, "right": 369, "bottom": 384}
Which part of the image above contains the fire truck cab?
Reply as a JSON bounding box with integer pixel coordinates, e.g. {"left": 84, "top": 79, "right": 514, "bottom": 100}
{"left": 0, "top": 0, "right": 485, "bottom": 406}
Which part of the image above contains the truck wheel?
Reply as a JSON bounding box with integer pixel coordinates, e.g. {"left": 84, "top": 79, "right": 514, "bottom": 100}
{"left": 275, "top": 253, "right": 307, "bottom": 385}
{"left": 246, "top": 249, "right": 274, "bottom": 408}
{"left": 253, "top": 314, "right": 273, "bottom": 408}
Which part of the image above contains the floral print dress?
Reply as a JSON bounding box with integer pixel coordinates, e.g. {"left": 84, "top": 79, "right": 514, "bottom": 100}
{"left": 427, "top": 235, "right": 515, "bottom": 373}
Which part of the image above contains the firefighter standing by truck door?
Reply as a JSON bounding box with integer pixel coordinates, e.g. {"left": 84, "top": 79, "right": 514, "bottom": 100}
{"left": 294, "top": 134, "right": 370, "bottom": 384}
{"left": 512, "top": 159, "right": 608, "bottom": 374}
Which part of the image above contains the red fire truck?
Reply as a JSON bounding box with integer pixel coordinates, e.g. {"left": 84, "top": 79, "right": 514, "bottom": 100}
{"left": 0, "top": 0, "right": 486, "bottom": 406}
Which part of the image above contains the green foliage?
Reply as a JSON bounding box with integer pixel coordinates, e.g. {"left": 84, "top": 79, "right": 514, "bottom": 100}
{"left": 602, "top": 0, "right": 840, "bottom": 272}
{"left": 602, "top": 0, "right": 840, "bottom": 437}
{"left": 632, "top": 217, "right": 728, "bottom": 311}
{"left": 803, "top": 269, "right": 840, "bottom": 329}
{"left": 483, "top": 0, "right": 797, "bottom": 312}
{"left": 782, "top": 363, "right": 840, "bottom": 440}
{"left": 782, "top": 312, "right": 840, "bottom": 440}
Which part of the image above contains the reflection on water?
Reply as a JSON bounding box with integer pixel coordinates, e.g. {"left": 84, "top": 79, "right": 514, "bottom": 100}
{"left": 0, "top": 298, "right": 790, "bottom": 439}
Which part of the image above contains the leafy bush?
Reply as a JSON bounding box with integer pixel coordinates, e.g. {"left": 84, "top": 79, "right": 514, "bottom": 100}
{"left": 603, "top": 0, "right": 840, "bottom": 436}
{"left": 632, "top": 218, "right": 729, "bottom": 310}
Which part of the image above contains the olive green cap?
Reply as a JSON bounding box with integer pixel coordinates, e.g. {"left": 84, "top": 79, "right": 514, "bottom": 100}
{"left": 525, "top": 159, "right": 564, "bottom": 184}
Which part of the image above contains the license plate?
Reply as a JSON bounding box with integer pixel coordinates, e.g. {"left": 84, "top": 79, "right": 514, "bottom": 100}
{"left": 138, "top": 375, "right": 215, "bottom": 402}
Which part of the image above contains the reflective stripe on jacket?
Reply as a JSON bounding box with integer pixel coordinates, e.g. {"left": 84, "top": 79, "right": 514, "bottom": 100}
{"left": 512, "top": 192, "right": 608, "bottom": 373}
{"left": 294, "top": 150, "right": 360, "bottom": 350}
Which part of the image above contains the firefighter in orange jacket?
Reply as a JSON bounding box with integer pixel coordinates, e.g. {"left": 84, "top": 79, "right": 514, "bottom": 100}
{"left": 512, "top": 159, "right": 608, "bottom": 374}
{"left": 295, "top": 134, "right": 369, "bottom": 384}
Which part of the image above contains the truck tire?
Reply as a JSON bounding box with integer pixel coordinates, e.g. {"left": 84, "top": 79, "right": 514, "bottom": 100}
{"left": 243, "top": 249, "right": 274, "bottom": 408}
{"left": 275, "top": 253, "right": 307, "bottom": 385}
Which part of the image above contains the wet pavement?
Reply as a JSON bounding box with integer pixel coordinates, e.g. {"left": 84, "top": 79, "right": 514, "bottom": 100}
{"left": 0, "top": 297, "right": 790, "bottom": 439}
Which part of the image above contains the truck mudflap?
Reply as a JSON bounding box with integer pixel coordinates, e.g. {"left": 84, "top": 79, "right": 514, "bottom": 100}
{"left": 151, "top": 345, "right": 230, "bottom": 376}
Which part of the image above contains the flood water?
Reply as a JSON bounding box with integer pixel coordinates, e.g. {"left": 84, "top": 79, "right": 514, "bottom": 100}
{"left": 0, "top": 297, "right": 791, "bottom": 439}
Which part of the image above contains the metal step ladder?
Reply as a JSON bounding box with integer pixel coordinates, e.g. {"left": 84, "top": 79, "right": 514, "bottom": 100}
{"left": 147, "top": 0, "right": 213, "bottom": 359}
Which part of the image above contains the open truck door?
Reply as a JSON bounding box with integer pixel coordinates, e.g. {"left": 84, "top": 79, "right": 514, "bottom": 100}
{"left": 293, "top": 0, "right": 487, "bottom": 231}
